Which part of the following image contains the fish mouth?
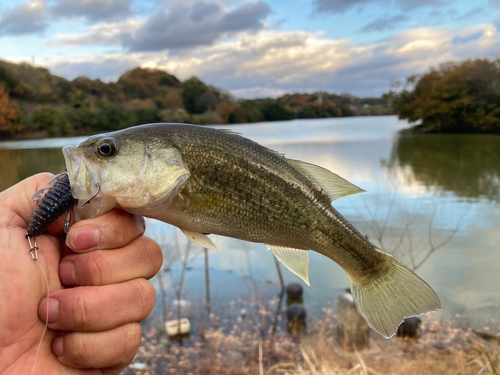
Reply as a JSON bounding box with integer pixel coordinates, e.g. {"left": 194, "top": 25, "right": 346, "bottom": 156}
{"left": 62, "top": 145, "right": 100, "bottom": 201}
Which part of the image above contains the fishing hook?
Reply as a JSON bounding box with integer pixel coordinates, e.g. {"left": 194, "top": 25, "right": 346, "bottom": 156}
{"left": 79, "top": 183, "right": 100, "bottom": 208}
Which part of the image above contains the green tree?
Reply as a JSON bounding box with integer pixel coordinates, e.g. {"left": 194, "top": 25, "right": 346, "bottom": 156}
{"left": 240, "top": 100, "right": 264, "bottom": 123}
{"left": 182, "top": 77, "right": 209, "bottom": 114}
{"left": 159, "top": 108, "right": 190, "bottom": 123}
{"left": 95, "top": 100, "right": 134, "bottom": 130}
{"left": 389, "top": 59, "right": 500, "bottom": 132}
{"left": 68, "top": 107, "right": 97, "bottom": 130}
{"left": 33, "top": 106, "right": 71, "bottom": 136}
{"left": 132, "top": 108, "right": 159, "bottom": 124}
{"left": 262, "top": 102, "right": 295, "bottom": 121}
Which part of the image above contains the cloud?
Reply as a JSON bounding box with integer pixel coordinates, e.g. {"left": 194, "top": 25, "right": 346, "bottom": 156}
{"left": 219, "top": 1, "right": 272, "bottom": 31}
{"left": 312, "top": 0, "right": 447, "bottom": 14}
{"left": 313, "top": 0, "right": 370, "bottom": 14}
{"left": 121, "top": 0, "right": 271, "bottom": 51}
{"left": 190, "top": 1, "right": 220, "bottom": 22}
{"left": 39, "top": 23, "right": 500, "bottom": 98}
{"left": 452, "top": 31, "right": 484, "bottom": 45}
{"left": 41, "top": 54, "right": 141, "bottom": 81}
{"left": 46, "top": 20, "right": 143, "bottom": 47}
{"left": 0, "top": 0, "right": 48, "bottom": 36}
{"left": 359, "top": 14, "right": 410, "bottom": 33}
{"left": 49, "top": 0, "right": 133, "bottom": 23}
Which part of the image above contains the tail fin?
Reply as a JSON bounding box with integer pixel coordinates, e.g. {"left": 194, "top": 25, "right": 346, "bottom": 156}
{"left": 349, "top": 249, "right": 440, "bottom": 338}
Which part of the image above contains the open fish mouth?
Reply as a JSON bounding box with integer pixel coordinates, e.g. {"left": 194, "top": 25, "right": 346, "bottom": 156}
{"left": 62, "top": 145, "right": 100, "bottom": 202}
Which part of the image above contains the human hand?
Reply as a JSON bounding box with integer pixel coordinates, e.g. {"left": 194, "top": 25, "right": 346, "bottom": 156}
{"left": 0, "top": 173, "right": 163, "bottom": 375}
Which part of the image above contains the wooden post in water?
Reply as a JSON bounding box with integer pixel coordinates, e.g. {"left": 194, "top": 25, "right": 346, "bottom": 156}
{"left": 157, "top": 265, "right": 170, "bottom": 348}
{"left": 271, "top": 257, "right": 285, "bottom": 336}
{"left": 336, "top": 291, "right": 370, "bottom": 350}
{"left": 204, "top": 247, "right": 211, "bottom": 313}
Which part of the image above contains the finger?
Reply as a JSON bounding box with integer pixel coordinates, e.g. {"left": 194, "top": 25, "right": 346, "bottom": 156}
{"left": 3, "top": 173, "right": 60, "bottom": 228}
{"left": 53, "top": 323, "right": 141, "bottom": 372}
{"left": 59, "top": 236, "right": 163, "bottom": 286}
{"left": 39, "top": 278, "right": 156, "bottom": 331}
{"left": 65, "top": 209, "right": 145, "bottom": 252}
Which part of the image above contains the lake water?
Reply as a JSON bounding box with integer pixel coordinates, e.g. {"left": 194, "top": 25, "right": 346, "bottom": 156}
{"left": 1, "top": 115, "right": 499, "bottom": 333}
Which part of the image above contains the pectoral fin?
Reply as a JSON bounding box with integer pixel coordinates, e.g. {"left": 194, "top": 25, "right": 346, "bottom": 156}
{"left": 287, "top": 159, "right": 365, "bottom": 202}
{"left": 181, "top": 229, "right": 221, "bottom": 253}
{"left": 265, "top": 244, "right": 310, "bottom": 285}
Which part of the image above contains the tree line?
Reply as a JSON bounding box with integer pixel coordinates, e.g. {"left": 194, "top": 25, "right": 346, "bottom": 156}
{"left": 0, "top": 60, "right": 390, "bottom": 138}
{"left": 387, "top": 58, "right": 500, "bottom": 133}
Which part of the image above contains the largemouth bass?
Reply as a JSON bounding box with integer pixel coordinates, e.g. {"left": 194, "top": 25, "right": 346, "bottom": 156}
{"left": 62, "top": 123, "right": 440, "bottom": 338}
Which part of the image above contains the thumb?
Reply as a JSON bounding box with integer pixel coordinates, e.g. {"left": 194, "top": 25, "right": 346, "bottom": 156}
{"left": 2, "top": 173, "right": 57, "bottom": 227}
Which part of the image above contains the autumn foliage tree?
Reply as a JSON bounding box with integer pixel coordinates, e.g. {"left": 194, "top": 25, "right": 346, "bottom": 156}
{"left": 0, "top": 59, "right": 390, "bottom": 138}
{"left": 0, "top": 84, "right": 21, "bottom": 135}
{"left": 389, "top": 59, "right": 500, "bottom": 132}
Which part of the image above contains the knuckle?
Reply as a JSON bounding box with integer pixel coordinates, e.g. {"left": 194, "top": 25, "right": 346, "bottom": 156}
{"left": 84, "top": 252, "right": 108, "bottom": 285}
{"left": 142, "top": 237, "right": 163, "bottom": 275}
{"left": 121, "top": 323, "right": 142, "bottom": 363}
{"left": 73, "top": 289, "right": 93, "bottom": 329}
{"left": 131, "top": 279, "right": 156, "bottom": 319}
{"left": 70, "top": 333, "right": 89, "bottom": 365}
{"left": 102, "top": 211, "right": 145, "bottom": 247}
{"left": 114, "top": 215, "right": 130, "bottom": 244}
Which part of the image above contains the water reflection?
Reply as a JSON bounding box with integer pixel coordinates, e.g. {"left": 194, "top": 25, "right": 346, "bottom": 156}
{"left": 387, "top": 133, "right": 500, "bottom": 202}
{"left": 1, "top": 117, "right": 500, "bottom": 333}
{"left": 0, "top": 148, "right": 66, "bottom": 191}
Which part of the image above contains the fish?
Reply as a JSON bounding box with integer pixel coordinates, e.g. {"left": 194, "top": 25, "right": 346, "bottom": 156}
{"left": 62, "top": 123, "right": 440, "bottom": 338}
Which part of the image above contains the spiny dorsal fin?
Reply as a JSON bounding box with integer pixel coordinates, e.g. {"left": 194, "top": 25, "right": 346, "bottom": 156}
{"left": 287, "top": 159, "right": 365, "bottom": 202}
{"left": 265, "top": 244, "right": 310, "bottom": 285}
{"left": 219, "top": 129, "right": 285, "bottom": 157}
{"left": 219, "top": 129, "right": 243, "bottom": 137}
{"left": 181, "top": 229, "right": 221, "bottom": 252}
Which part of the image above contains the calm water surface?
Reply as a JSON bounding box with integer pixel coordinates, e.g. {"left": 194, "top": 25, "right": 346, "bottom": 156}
{"left": 1, "top": 116, "right": 499, "bottom": 332}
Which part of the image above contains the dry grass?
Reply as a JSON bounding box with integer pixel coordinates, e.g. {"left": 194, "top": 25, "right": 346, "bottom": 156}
{"left": 127, "top": 306, "right": 500, "bottom": 375}
{"left": 264, "top": 342, "right": 500, "bottom": 375}
{"left": 273, "top": 339, "right": 500, "bottom": 375}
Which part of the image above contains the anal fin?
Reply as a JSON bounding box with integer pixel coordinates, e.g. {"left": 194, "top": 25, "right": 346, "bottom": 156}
{"left": 181, "top": 229, "right": 221, "bottom": 253}
{"left": 265, "top": 244, "right": 310, "bottom": 285}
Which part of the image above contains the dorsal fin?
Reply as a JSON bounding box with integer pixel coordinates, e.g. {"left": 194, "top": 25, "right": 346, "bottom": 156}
{"left": 219, "top": 129, "right": 285, "bottom": 157}
{"left": 287, "top": 159, "right": 365, "bottom": 202}
{"left": 219, "top": 129, "right": 243, "bottom": 137}
{"left": 265, "top": 244, "right": 310, "bottom": 285}
{"left": 218, "top": 128, "right": 363, "bottom": 202}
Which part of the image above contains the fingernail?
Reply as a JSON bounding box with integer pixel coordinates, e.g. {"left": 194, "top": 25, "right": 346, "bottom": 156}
{"left": 45, "top": 298, "right": 59, "bottom": 323}
{"left": 59, "top": 261, "right": 76, "bottom": 286}
{"left": 53, "top": 336, "right": 64, "bottom": 357}
{"left": 67, "top": 227, "right": 100, "bottom": 251}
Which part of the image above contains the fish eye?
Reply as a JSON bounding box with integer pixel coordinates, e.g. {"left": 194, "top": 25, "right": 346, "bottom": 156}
{"left": 97, "top": 139, "right": 117, "bottom": 157}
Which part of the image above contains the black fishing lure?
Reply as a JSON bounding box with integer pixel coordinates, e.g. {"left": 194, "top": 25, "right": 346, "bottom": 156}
{"left": 26, "top": 173, "right": 77, "bottom": 242}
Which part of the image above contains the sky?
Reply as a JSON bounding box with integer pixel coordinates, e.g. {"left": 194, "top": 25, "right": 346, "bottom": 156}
{"left": 1, "top": 0, "right": 500, "bottom": 98}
